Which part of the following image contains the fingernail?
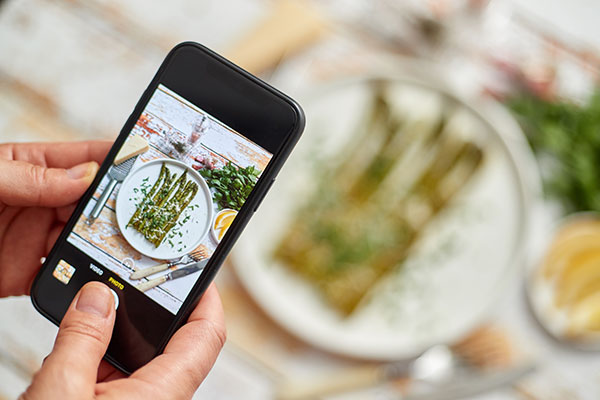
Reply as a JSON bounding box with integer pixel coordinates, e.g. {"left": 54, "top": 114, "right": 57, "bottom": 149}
{"left": 67, "top": 162, "right": 98, "bottom": 180}
{"left": 76, "top": 283, "right": 113, "bottom": 318}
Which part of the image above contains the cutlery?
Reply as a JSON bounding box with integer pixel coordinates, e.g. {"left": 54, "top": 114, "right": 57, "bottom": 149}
{"left": 277, "top": 345, "right": 454, "bottom": 400}
{"left": 403, "top": 362, "right": 536, "bottom": 400}
{"left": 129, "top": 249, "right": 206, "bottom": 280}
{"left": 87, "top": 155, "right": 138, "bottom": 225}
{"left": 277, "top": 354, "right": 534, "bottom": 400}
{"left": 276, "top": 326, "right": 534, "bottom": 400}
{"left": 135, "top": 259, "right": 208, "bottom": 292}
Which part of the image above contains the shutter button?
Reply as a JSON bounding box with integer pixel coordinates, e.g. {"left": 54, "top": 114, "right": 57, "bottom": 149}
{"left": 109, "top": 289, "right": 119, "bottom": 310}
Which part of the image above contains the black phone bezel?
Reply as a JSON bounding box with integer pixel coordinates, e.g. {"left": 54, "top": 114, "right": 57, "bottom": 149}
{"left": 30, "top": 42, "right": 304, "bottom": 374}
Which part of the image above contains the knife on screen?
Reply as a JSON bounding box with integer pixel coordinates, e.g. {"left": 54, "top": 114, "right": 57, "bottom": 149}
{"left": 135, "top": 259, "right": 209, "bottom": 292}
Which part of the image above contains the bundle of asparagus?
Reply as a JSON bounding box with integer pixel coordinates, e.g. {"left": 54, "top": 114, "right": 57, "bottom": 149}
{"left": 128, "top": 163, "right": 198, "bottom": 248}
{"left": 274, "top": 82, "right": 484, "bottom": 316}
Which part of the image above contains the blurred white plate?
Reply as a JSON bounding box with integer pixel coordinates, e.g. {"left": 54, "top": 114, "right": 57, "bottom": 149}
{"left": 116, "top": 159, "right": 212, "bottom": 260}
{"left": 232, "top": 76, "right": 539, "bottom": 360}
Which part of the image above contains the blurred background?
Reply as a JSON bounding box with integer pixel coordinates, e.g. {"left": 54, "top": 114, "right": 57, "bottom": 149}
{"left": 1, "top": 0, "right": 600, "bottom": 399}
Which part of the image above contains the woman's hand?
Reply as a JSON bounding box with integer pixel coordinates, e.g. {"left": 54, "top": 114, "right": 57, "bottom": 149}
{"left": 21, "top": 282, "right": 226, "bottom": 400}
{"left": 0, "top": 141, "right": 111, "bottom": 297}
{"left": 1, "top": 141, "right": 226, "bottom": 398}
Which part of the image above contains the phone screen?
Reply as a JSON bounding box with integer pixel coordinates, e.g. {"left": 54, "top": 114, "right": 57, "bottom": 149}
{"left": 53, "top": 84, "right": 272, "bottom": 314}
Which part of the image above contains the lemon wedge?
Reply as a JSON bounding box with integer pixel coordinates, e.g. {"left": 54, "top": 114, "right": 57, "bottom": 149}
{"left": 538, "top": 216, "right": 600, "bottom": 342}
{"left": 213, "top": 210, "right": 237, "bottom": 241}
{"left": 555, "top": 252, "right": 600, "bottom": 307}
{"left": 542, "top": 230, "right": 600, "bottom": 279}
{"left": 567, "top": 291, "right": 600, "bottom": 334}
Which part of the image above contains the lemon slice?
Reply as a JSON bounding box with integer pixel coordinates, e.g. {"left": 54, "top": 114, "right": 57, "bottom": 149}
{"left": 213, "top": 210, "right": 238, "bottom": 241}
{"left": 215, "top": 212, "right": 236, "bottom": 231}
{"left": 537, "top": 216, "right": 600, "bottom": 343}
{"left": 567, "top": 280, "right": 600, "bottom": 309}
{"left": 555, "top": 252, "right": 600, "bottom": 307}
{"left": 567, "top": 291, "right": 600, "bottom": 334}
{"left": 542, "top": 231, "right": 600, "bottom": 279}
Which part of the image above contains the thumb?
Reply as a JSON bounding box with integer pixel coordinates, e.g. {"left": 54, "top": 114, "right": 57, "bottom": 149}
{"left": 24, "top": 282, "right": 116, "bottom": 400}
{"left": 0, "top": 159, "right": 99, "bottom": 207}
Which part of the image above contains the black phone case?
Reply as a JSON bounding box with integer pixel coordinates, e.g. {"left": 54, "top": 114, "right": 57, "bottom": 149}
{"left": 31, "top": 42, "right": 305, "bottom": 374}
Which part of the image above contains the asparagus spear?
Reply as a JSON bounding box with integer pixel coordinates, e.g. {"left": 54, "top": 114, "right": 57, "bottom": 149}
{"left": 144, "top": 177, "right": 191, "bottom": 245}
{"left": 127, "top": 163, "right": 201, "bottom": 248}
{"left": 138, "top": 169, "right": 187, "bottom": 239}
{"left": 274, "top": 84, "right": 485, "bottom": 316}
{"left": 131, "top": 167, "right": 173, "bottom": 231}
{"left": 128, "top": 163, "right": 167, "bottom": 228}
{"left": 325, "top": 142, "right": 484, "bottom": 314}
{"left": 152, "top": 182, "right": 198, "bottom": 246}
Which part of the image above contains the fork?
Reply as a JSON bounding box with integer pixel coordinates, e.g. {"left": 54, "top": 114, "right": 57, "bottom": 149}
{"left": 275, "top": 325, "right": 534, "bottom": 400}
{"left": 87, "top": 155, "right": 138, "bottom": 225}
{"left": 129, "top": 249, "right": 207, "bottom": 280}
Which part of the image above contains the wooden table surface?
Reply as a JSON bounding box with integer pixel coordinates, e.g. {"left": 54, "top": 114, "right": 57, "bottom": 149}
{"left": 1, "top": 1, "right": 600, "bottom": 399}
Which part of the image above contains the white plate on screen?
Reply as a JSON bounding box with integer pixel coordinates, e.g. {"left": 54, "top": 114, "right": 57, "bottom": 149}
{"left": 231, "top": 75, "right": 540, "bottom": 360}
{"left": 115, "top": 158, "right": 213, "bottom": 260}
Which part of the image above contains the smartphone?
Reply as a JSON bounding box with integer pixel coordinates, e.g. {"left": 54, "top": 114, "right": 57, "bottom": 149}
{"left": 31, "top": 42, "right": 304, "bottom": 374}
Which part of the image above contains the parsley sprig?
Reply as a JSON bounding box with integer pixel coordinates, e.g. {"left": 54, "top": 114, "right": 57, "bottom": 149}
{"left": 199, "top": 162, "right": 259, "bottom": 211}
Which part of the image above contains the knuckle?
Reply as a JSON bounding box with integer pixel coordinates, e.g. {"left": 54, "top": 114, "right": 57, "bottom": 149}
{"left": 21, "top": 366, "right": 85, "bottom": 400}
{"left": 31, "top": 366, "right": 88, "bottom": 399}
{"left": 193, "top": 317, "right": 227, "bottom": 351}
{"left": 195, "top": 317, "right": 227, "bottom": 355}
{"left": 207, "top": 319, "right": 227, "bottom": 350}
{"left": 27, "top": 164, "right": 47, "bottom": 187}
{"left": 59, "top": 318, "right": 107, "bottom": 348}
{"left": 168, "top": 319, "right": 227, "bottom": 394}
{"left": 26, "top": 164, "right": 48, "bottom": 203}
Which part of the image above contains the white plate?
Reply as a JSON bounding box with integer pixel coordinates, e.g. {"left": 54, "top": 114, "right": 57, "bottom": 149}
{"left": 232, "top": 75, "right": 540, "bottom": 360}
{"left": 116, "top": 159, "right": 213, "bottom": 260}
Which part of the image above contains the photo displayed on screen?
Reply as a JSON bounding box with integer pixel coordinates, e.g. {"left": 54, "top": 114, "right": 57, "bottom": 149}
{"left": 65, "top": 84, "right": 273, "bottom": 314}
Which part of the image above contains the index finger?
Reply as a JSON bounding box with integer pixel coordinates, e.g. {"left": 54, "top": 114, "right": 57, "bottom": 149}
{"left": 0, "top": 140, "right": 113, "bottom": 169}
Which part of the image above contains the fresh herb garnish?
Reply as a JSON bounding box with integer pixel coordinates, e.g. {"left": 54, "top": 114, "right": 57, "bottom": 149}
{"left": 508, "top": 90, "right": 600, "bottom": 212}
{"left": 199, "top": 161, "right": 260, "bottom": 210}
{"left": 127, "top": 163, "right": 198, "bottom": 247}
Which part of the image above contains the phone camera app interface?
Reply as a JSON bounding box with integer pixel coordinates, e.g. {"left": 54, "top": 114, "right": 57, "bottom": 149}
{"left": 52, "top": 260, "right": 76, "bottom": 285}
{"left": 64, "top": 85, "right": 273, "bottom": 314}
